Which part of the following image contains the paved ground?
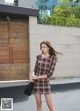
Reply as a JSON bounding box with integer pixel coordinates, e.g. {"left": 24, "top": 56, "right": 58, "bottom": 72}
{"left": 0, "top": 79, "right": 80, "bottom": 111}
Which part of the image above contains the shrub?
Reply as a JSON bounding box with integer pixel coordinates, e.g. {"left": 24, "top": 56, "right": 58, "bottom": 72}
{"left": 38, "top": 2, "right": 80, "bottom": 27}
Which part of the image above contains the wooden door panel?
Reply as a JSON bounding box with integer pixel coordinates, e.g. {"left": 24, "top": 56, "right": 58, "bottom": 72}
{"left": 10, "top": 38, "right": 29, "bottom": 47}
{"left": 10, "top": 32, "right": 29, "bottom": 39}
{"left": 0, "top": 39, "right": 9, "bottom": 47}
{"left": 0, "top": 64, "right": 9, "bottom": 81}
{"left": 0, "top": 47, "right": 9, "bottom": 64}
{"left": 10, "top": 64, "right": 29, "bottom": 80}
{"left": 12, "top": 46, "right": 29, "bottom": 64}
{"left": 10, "top": 22, "right": 28, "bottom": 39}
{"left": 10, "top": 22, "right": 28, "bottom": 32}
{"left": 0, "top": 22, "right": 9, "bottom": 39}
{"left": 9, "top": 22, "right": 29, "bottom": 80}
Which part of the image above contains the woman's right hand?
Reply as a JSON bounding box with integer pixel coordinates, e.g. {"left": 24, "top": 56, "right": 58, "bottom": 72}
{"left": 29, "top": 76, "right": 34, "bottom": 82}
{"left": 29, "top": 72, "right": 37, "bottom": 82}
{"left": 31, "top": 75, "right": 38, "bottom": 80}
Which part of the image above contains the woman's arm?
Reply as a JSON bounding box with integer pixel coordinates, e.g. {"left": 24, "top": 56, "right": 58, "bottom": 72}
{"left": 47, "top": 56, "right": 57, "bottom": 78}
{"left": 32, "top": 74, "right": 47, "bottom": 80}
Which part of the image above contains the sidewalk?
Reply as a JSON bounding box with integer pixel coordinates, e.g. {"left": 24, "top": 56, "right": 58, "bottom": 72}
{"left": 0, "top": 77, "right": 80, "bottom": 88}
{"left": 50, "top": 77, "right": 80, "bottom": 85}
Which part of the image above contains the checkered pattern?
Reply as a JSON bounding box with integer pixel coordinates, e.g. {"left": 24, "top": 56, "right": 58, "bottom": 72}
{"left": 33, "top": 54, "right": 56, "bottom": 94}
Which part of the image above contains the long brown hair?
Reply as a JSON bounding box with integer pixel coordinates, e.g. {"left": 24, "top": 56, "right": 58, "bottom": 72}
{"left": 40, "top": 41, "right": 63, "bottom": 57}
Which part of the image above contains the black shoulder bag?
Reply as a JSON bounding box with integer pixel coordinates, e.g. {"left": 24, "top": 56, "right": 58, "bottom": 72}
{"left": 24, "top": 55, "right": 40, "bottom": 96}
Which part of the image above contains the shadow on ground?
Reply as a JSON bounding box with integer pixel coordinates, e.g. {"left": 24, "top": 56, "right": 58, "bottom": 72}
{"left": 0, "top": 86, "right": 29, "bottom": 104}
{"left": 51, "top": 82, "right": 80, "bottom": 92}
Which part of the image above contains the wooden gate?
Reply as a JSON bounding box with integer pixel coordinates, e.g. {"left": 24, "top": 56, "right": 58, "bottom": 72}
{"left": 0, "top": 21, "right": 29, "bottom": 81}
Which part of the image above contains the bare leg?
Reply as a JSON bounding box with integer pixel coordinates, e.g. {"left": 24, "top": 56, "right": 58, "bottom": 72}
{"left": 34, "top": 93, "right": 42, "bottom": 111}
{"left": 45, "top": 94, "right": 55, "bottom": 111}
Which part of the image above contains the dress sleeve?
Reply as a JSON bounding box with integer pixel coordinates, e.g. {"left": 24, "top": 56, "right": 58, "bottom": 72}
{"left": 34, "top": 55, "right": 40, "bottom": 75}
{"left": 47, "top": 56, "right": 57, "bottom": 78}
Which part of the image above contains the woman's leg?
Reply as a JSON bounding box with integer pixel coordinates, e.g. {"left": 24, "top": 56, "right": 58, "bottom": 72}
{"left": 45, "top": 94, "right": 55, "bottom": 111}
{"left": 34, "top": 93, "right": 42, "bottom": 111}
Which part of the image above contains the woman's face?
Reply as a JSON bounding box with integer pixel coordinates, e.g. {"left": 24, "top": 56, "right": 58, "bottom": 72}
{"left": 40, "top": 43, "right": 50, "bottom": 54}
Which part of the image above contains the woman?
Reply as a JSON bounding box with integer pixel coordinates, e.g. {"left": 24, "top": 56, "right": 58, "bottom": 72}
{"left": 31, "top": 41, "right": 63, "bottom": 111}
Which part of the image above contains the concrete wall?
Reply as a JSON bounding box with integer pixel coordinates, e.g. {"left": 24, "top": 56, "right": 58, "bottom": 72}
{"left": 0, "top": 0, "right": 6, "bottom": 4}
{"left": 18, "top": 0, "right": 37, "bottom": 9}
{"left": 29, "top": 16, "right": 80, "bottom": 79}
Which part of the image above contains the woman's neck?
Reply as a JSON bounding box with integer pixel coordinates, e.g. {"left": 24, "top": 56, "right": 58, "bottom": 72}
{"left": 42, "top": 53, "right": 50, "bottom": 58}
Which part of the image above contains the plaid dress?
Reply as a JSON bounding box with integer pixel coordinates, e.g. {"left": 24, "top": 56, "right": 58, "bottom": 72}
{"left": 33, "top": 54, "right": 57, "bottom": 94}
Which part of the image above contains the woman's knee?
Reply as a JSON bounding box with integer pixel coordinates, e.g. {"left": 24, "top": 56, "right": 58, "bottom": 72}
{"left": 34, "top": 93, "right": 42, "bottom": 107}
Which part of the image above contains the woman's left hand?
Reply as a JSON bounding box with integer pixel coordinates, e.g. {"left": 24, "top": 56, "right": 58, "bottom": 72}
{"left": 31, "top": 75, "right": 38, "bottom": 80}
